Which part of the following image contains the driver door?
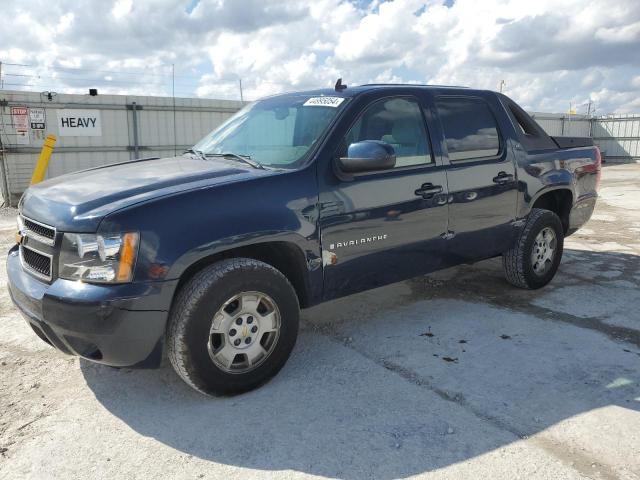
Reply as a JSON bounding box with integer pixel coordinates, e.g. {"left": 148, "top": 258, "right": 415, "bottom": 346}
{"left": 318, "top": 94, "right": 449, "bottom": 300}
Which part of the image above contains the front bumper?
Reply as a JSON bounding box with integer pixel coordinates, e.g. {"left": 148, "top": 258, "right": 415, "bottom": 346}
{"left": 7, "top": 245, "right": 178, "bottom": 368}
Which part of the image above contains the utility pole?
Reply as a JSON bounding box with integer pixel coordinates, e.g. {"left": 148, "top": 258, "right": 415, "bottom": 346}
{"left": 238, "top": 78, "right": 244, "bottom": 102}
{"left": 0, "top": 61, "right": 10, "bottom": 205}
{"left": 0, "top": 104, "right": 9, "bottom": 206}
{"left": 587, "top": 100, "right": 592, "bottom": 117}
{"left": 499, "top": 79, "right": 506, "bottom": 93}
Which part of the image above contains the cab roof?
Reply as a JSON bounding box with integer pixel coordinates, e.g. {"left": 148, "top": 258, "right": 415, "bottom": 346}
{"left": 272, "top": 83, "right": 490, "bottom": 100}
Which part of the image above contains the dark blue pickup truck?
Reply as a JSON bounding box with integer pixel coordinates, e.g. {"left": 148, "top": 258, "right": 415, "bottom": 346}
{"left": 7, "top": 83, "right": 601, "bottom": 395}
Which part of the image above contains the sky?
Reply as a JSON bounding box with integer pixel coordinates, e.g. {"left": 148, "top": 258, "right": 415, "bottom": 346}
{"left": 1, "top": 0, "right": 639, "bottom": 114}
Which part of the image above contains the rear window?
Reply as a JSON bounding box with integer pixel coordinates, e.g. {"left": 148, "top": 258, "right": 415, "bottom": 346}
{"left": 436, "top": 97, "right": 500, "bottom": 161}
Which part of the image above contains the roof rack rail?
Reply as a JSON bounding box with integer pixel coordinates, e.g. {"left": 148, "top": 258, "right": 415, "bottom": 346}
{"left": 358, "top": 83, "right": 470, "bottom": 88}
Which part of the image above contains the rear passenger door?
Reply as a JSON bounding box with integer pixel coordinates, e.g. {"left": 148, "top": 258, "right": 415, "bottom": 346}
{"left": 435, "top": 95, "right": 518, "bottom": 263}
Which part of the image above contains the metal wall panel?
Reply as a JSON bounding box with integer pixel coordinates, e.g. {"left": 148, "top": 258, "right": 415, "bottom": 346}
{"left": 0, "top": 90, "right": 244, "bottom": 202}
{"left": 529, "top": 112, "right": 592, "bottom": 137}
{"left": 527, "top": 112, "right": 640, "bottom": 162}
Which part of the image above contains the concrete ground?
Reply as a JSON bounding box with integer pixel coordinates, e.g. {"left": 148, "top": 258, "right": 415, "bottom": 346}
{"left": 0, "top": 164, "right": 639, "bottom": 480}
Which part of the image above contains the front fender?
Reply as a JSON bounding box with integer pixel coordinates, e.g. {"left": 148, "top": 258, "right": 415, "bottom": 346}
{"left": 165, "top": 230, "right": 318, "bottom": 279}
{"left": 98, "top": 168, "right": 321, "bottom": 285}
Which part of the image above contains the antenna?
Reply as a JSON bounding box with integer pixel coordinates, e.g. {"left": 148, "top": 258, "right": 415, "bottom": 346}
{"left": 334, "top": 78, "right": 347, "bottom": 91}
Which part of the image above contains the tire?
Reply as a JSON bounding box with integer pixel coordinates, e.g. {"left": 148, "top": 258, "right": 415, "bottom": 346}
{"left": 502, "top": 208, "right": 564, "bottom": 289}
{"left": 167, "top": 258, "right": 300, "bottom": 396}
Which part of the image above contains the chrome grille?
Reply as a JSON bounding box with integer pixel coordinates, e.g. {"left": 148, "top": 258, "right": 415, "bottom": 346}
{"left": 20, "top": 245, "right": 53, "bottom": 281}
{"left": 19, "top": 215, "right": 56, "bottom": 246}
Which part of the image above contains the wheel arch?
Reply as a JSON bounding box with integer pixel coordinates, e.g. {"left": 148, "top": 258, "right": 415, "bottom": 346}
{"left": 528, "top": 187, "right": 574, "bottom": 233}
{"left": 171, "top": 240, "right": 315, "bottom": 310}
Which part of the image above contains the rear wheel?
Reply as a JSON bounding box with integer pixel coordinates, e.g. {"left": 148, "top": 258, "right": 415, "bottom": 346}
{"left": 167, "top": 258, "right": 299, "bottom": 395}
{"left": 502, "top": 208, "right": 564, "bottom": 289}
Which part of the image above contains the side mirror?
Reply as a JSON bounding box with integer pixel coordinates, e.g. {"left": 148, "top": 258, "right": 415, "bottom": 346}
{"left": 338, "top": 140, "right": 396, "bottom": 173}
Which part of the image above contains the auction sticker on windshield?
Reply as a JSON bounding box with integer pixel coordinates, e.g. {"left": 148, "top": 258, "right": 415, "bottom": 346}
{"left": 303, "top": 96, "right": 345, "bottom": 107}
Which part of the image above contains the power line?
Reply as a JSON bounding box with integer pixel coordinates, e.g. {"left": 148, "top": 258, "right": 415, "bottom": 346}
{"left": 1, "top": 73, "right": 201, "bottom": 88}
{"left": 2, "top": 62, "right": 298, "bottom": 86}
{"left": 2, "top": 61, "right": 205, "bottom": 79}
{"left": 2, "top": 83, "right": 248, "bottom": 101}
{"left": 1, "top": 60, "right": 287, "bottom": 100}
{"left": 2, "top": 62, "right": 290, "bottom": 87}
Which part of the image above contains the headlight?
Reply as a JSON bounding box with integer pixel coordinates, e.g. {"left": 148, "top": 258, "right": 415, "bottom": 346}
{"left": 59, "top": 232, "right": 139, "bottom": 283}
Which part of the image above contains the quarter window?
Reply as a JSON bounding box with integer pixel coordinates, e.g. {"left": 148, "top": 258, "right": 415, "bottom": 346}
{"left": 344, "top": 97, "right": 432, "bottom": 167}
{"left": 436, "top": 98, "right": 500, "bottom": 161}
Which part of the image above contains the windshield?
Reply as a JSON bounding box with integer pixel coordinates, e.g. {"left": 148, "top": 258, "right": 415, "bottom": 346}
{"left": 193, "top": 94, "right": 347, "bottom": 169}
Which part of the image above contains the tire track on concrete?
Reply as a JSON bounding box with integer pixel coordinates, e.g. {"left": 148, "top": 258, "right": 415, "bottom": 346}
{"left": 315, "top": 325, "right": 621, "bottom": 480}
{"left": 406, "top": 275, "right": 640, "bottom": 349}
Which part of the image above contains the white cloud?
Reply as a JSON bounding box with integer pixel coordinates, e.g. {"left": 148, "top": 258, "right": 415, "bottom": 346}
{"left": 0, "top": 0, "right": 639, "bottom": 114}
{"left": 111, "top": 0, "right": 133, "bottom": 20}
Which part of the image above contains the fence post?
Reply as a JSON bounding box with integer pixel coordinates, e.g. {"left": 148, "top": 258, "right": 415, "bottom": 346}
{"left": 31, "top": 134, "right": 57, "bottom": 185}
{"left": 0, "top": 142, "right": 10, "bottom": 207}
{"left": 131, "top": 102, "right": 139, "bottom": 159}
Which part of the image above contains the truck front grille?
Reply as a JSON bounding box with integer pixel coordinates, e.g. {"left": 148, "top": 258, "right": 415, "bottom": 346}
{"left": 20, "top": 245, "right": 52, "bottom": 281}
{"left": 20, "top": 216, "right": 56, "bottom": 245}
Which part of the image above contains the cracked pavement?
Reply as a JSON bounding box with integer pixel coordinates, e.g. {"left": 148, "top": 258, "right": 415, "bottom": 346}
{"left": 1, "top": 164, "right": 639, "bottom": 479}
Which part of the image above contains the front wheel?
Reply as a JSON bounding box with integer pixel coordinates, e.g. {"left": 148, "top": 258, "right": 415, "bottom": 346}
{"left": 167, "top": 258, "right": 300, "bottom": 395}
{"left": 502, "top": 208, "right": 564, "bottom": 289}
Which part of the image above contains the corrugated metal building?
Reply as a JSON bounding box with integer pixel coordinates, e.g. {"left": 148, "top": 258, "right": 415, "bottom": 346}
{"left": 0, "top": 90, "right": 244, "bottom": 204}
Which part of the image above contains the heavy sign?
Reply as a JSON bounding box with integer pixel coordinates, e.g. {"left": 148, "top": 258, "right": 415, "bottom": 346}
{"left": 10, "top": 106, "right": 30, "bottom": 145}
{"left": 29, "top": 108, "right": 46, "bottom": 130}
{"left": 56, "top": 109, "right": 102, "bottom": 136}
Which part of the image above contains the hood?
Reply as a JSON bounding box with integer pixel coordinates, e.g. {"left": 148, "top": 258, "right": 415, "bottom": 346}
{"left": 20, "top": 155, "right": 264, "bottom": 232}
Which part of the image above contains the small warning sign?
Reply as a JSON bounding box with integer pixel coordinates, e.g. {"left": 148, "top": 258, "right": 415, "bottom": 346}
{"left": 29, "top": 108, "right": 46, "bottom": 130}
{"left": 10, "top": 106, "right": 29, "bottom": 145}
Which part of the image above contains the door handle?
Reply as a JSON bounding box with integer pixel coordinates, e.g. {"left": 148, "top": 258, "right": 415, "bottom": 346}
{"left": 492, "top": 172, "right": 514, "bottom": 185}
{"left": 415, "top": 183, "right": 443, "bottom": 198}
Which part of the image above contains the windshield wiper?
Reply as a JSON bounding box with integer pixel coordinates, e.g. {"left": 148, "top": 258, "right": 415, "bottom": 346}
{"left": 185, "top": 148, "right": 206, "bottom": 160}
{"left": 206, "top": 152, "right": 264, "bottom": 170}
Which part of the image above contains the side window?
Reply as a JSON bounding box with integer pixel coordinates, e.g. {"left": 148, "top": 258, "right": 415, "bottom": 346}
{"left": 344, "top": 97, "right": 432, "bottom": 167}
{"left": 436, "top": 97, "right": 500, "bottom": 161}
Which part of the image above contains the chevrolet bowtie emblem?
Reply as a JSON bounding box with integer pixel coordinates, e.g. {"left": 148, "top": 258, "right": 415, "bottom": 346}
{"left": 15, "top": 231, "right": 23, "bottom": 245}
{"left": 242, "top": 326, "right": 248, "bottom": 337}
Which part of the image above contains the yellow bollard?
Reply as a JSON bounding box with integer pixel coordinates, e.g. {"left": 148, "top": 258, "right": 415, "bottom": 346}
{"left": 30, "top": 134, "right": 57, "bottom": 185}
